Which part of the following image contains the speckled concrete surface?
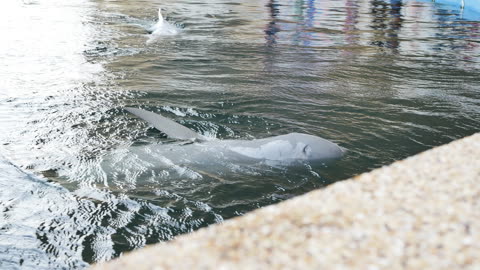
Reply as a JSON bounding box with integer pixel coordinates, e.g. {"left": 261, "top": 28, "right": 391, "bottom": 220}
{"left": 92, "top": 133, "right": 480, "bottom": 270}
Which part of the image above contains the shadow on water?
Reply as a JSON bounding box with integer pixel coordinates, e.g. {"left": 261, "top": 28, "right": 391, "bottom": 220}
{"left": 0, "top": 0, "right": 479, "bottom": 268}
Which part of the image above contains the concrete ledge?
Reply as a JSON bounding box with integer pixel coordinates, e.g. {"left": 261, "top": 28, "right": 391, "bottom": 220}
{"left": 92, "top": 133, "right": 480, "bottom": 269}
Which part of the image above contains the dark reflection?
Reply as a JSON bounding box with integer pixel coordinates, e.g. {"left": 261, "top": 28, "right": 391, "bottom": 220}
{"left": 388, "top": 0, "right": 403, "bottom": 49}
{"left": 265, "top": 0, "right": 280, "bottom": 46}
{"left": 344, "top": 0, "right": 360, "bottom": 46}
{"left": 370, "top": 0, "right": 403, "bottom": 50}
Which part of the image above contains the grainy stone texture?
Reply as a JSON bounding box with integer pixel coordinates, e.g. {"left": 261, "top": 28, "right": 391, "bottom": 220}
{"left": 91, "top": 133, "right": 480, "bottom": 270}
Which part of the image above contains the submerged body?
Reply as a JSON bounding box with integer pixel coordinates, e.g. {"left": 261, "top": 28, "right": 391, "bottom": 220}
{"left": 122, "top": 132, "right": 344, "bottom": 169}
{"left": 124, "top": 108, "right": 344, "bottom": 166}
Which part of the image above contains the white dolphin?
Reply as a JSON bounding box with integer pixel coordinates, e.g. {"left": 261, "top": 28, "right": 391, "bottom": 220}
{"left": 124, "top": 107, "right": 345, "bottom": 164}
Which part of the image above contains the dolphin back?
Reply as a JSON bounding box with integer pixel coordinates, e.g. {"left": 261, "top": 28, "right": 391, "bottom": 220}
{"left": 125, "top": 107, "right": 205, "bottom": 141}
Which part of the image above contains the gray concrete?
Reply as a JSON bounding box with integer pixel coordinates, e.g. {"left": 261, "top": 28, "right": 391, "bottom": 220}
{"left": 92, "top": 133, "right": 480, "bottom": 270}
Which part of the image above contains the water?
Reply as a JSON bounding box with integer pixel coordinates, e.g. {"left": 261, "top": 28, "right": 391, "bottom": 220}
{"left": 0, "top": 0, "right": 479, "bottom": 268}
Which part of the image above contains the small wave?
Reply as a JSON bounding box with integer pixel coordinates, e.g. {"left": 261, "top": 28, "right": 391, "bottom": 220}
{"left": 161, "top": 105, "right": 200, "bottom": 117}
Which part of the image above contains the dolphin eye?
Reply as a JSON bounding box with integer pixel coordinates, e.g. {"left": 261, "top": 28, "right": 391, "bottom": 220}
{"left": 303, "top": 145, "right": 311, "bottom": 155}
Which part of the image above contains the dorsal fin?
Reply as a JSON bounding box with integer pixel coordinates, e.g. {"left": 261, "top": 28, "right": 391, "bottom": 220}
{"left": 157, "top": 7, "right": 164, "bottom": 24}
{"left": 125, "top": 107, "right": 206, "bottom": 141}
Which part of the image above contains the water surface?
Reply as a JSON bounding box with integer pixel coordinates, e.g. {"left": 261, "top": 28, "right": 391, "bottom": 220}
{"left": 0, "top": 0, "right": 479, "bottom": 268}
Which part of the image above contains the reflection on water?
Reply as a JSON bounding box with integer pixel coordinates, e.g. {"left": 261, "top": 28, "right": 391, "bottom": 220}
{"left": 0, "top": 0, "right": 479, "bottom": 268}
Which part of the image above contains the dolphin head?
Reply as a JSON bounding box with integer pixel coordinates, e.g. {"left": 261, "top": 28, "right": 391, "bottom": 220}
{"left": 278, "top": 133, "right": 344, "bottom": 161}
{"left": 228, "top": 133, "right": 344, "bottom": 162}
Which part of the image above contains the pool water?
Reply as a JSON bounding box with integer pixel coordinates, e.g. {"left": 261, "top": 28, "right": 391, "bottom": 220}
{"left": 0, "top": 0, "right": 479, "bottom": 268}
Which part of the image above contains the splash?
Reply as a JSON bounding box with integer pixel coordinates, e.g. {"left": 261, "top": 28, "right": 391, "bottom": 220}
{"left": 147, "top": 8, "right": 181, "bottom": 44}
